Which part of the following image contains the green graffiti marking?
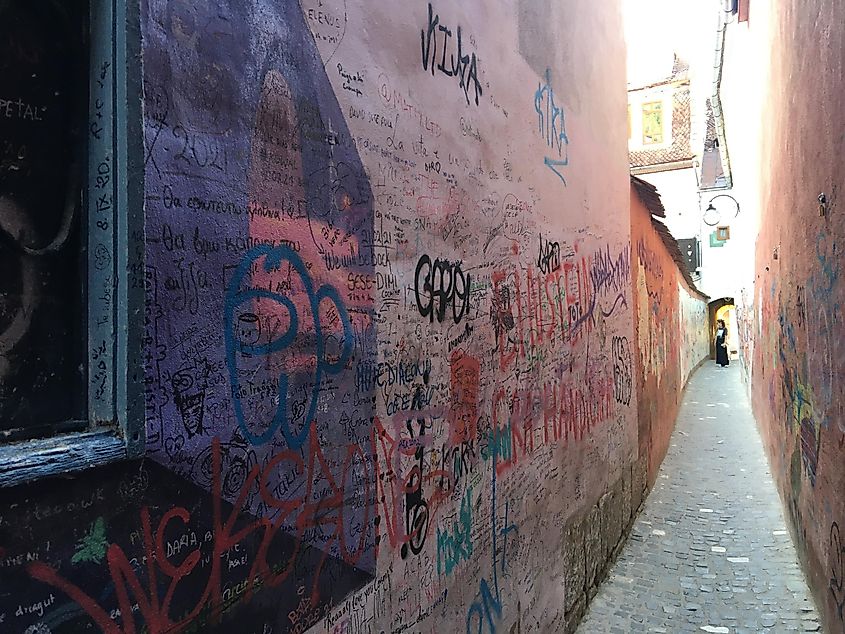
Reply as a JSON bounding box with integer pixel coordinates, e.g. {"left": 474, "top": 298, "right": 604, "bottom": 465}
{"left": 71, "top": 517, "right": 108, "bottom": 565}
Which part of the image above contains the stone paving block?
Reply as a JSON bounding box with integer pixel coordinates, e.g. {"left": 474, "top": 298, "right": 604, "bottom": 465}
{"left": 576, "top": 365, "right": 822, "bottom": 634}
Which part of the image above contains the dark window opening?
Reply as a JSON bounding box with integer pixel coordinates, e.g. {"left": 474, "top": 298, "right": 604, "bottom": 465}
{"left": 0, "top": 1, "right": 89, "bottom": 441}
{"left": 677, "top": 238, "right": 701, "bottom": 273}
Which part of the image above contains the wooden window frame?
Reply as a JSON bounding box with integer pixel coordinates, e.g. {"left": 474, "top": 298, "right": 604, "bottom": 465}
{"left": 0, "top": 0, "right": 145, "bottom": 487}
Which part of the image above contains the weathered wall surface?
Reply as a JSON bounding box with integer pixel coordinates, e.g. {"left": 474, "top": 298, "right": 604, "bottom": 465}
{"left": 631, "top": 186, "right": 709, "bottom": 485}
{"left": 679, "top": 289, "right": 709, "bottom": 384}
{"left": 740, "top": 2, "right": 845, "bottom": 631}
{"left": 0, "top": 1, "right": 646, "bottom": 633}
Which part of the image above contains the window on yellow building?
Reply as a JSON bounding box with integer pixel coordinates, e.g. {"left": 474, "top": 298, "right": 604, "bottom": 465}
{"left": 642, "top": 101, "right": 663, "bottom": 145}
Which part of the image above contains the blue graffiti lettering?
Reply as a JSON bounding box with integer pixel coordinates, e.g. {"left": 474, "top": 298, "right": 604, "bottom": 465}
{"left": 813, "top": 230, "right": 841, "bottom": 298}
{"left": 437, "top": 486, "right": 474, "bottom": 576}
{"left": 535, "top": 68, "right": 569, "bottom": 185}
{"left": 224, "top": 245, "right": 352, "bottom": 447}
{"left": 590, "top": 244, "right": 631, "bottom": 298}
{"left": 466, "top": 422, "right": 518, "bottom": 633}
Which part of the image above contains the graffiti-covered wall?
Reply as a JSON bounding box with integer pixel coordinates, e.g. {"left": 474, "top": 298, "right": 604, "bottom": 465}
{"left": 679, "top": 290, "right": 709, "bottom": 385}
{"left": 0, "top": 1, "right": 639, "bottom": 633}
{"left": 741, "top": 2, "right": 845, "bottom": 631}
{"left": 631, "top": 183, "right": 709, "bottom": 485}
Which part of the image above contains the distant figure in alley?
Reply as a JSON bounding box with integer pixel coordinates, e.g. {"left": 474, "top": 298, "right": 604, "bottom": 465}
{"left": 715, "top": 319, "right": 730, "bottom": 367}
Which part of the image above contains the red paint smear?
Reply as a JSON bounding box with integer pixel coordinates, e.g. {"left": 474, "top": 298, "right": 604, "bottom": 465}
{"left": 25, "top": 435, "right": 373, "bottom": 633}
{"left": 449, "top": 350, "right": 480, "bottom": 443}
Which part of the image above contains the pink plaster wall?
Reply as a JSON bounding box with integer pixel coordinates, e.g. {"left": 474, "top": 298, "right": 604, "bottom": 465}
{"left": 313, "top": 1, "right": 636, "bottom": 630}
{"left": 0, "top": 1, "right": 644, "bottom": 632}
{"left": 744, "top": 1, "right": 845, "bottom": 630}
{"left": 631, "top": 187, "right": 709, "bottom": 487}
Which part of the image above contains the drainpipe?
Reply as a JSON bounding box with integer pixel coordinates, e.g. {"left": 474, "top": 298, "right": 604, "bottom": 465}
{"left": 711, "top": 9, "right": 733, "bottom": 189}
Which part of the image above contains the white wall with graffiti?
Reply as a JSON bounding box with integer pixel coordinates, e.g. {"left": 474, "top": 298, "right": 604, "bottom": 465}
{"left": 679, "top": 282, "right": 710, "bottom": 384}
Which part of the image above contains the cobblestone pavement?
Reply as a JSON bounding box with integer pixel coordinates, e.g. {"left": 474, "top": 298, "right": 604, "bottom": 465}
{"left": 577, "top": 363, "right": 823, "bottom": 633}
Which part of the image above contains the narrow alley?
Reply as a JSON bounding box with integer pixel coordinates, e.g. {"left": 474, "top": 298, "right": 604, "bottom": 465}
{"left": 1, "top": 0, "right": 844, "bottom": 633}
{"left": 578, "top": 363, "right": 821, "bottom": 633}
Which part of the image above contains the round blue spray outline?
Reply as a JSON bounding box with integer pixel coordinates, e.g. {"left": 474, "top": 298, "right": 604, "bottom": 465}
{"left": 225, "top": 244, "right": 353, "bottom": 447}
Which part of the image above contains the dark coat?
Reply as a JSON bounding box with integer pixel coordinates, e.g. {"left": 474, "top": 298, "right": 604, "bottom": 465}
{"left": 716, "top": 327, "right": 730, "bottom": 366}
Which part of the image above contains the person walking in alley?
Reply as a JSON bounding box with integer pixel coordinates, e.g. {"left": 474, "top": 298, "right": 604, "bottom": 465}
{"left": 715, "top": 319, "right": 730, "bottom": 367}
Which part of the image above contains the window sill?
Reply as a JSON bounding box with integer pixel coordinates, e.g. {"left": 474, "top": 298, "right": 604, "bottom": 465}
{"left": 0, "top": 429, "right": 128, "bottom": 488}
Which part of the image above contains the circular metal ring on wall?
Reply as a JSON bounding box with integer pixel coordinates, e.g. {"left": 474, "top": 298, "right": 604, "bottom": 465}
{"left": 704, "top": 194, "right": 740, "bottom": 226}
